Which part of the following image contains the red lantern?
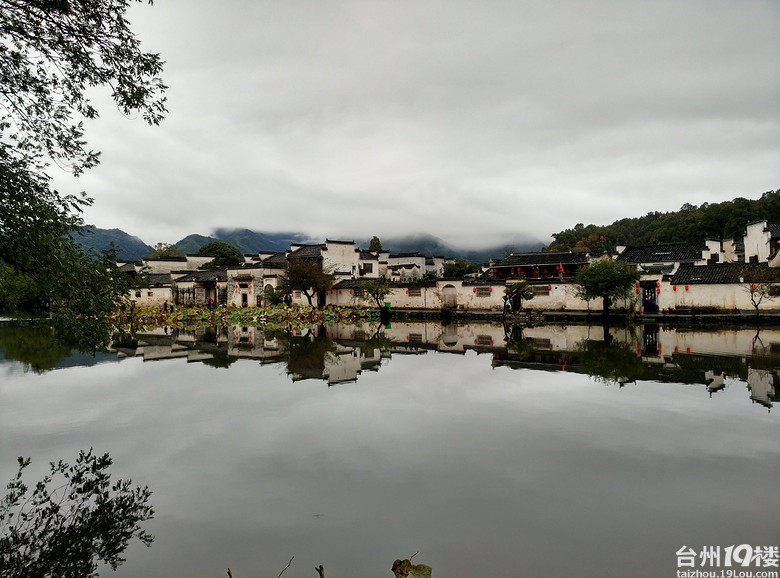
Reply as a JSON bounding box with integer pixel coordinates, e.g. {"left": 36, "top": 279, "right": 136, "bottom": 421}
{"left": 685, "top": 285, "right": 689, "bottom": 291}
{"left": 673, "top": 285, "right": 677, "bottom": 291}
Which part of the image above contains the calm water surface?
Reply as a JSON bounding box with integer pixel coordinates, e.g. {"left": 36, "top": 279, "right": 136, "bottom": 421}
{"left": 0, "top": 322, "right": 778, "bottom": 577}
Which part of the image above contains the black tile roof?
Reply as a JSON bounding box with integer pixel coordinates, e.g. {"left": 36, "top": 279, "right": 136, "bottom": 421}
{"left": 261, "top": 252, "right": 289, "bottom": 268}
{"left": 288, "top": 244, "right": 324, "bottom": 259}
{"left": 618, "top": 243, "right": 705, "bottom": 264}
{"left": 175, "top": 268, "right": 228, "bottom": 283}
{"left": 148, "top": 273, "right": 172, "bottom": 286}
{"left": 495, "top": 252, "right": 589, "bottom": 267}
{"left": 332, "top": 278, "right": 367, "bottom": 289}
{"left": 325, "top": 239, "right": 356, "bottom": 245}
{"left": 227, "top": 262, "right": 266, "bottom": 271}
{"left": 669, "top": 264, "right": 780, "bottom": 285}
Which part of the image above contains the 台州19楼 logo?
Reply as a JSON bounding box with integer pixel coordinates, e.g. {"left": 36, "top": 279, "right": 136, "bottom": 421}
{"left": 676, "top": 545, "right": 778, "bottom": 578}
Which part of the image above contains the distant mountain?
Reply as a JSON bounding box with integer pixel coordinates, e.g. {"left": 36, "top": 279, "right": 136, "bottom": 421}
{"left": 212, "top": 228, "right": 313, "bottom": 254}
{"left": 76, "top": 227, "right": 544, "bottom": 264}
{"left": 77, "top": 227, "right": 153, "bottom": 261}
{"left": 371, "top": 234, "right": 545, "bottom": 263}
{"left": 172, "top": 234, "right": 219, "bottom": 256}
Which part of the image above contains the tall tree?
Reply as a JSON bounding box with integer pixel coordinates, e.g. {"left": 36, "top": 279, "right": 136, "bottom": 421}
{"left": 443, "top": 259, "right": 479, "bottom": 278}
{"left": 368, "top": 236, "right": 383, "bottom": 252}
{"left": 196, "top": 241, "right": 243, "bottom": 268}
{"left": 147, "top": 243, "right": 182, "bottom": 259}
{"left": 0, "top": 0, "right": 166, "bottom": 348}
{"left": 575, "top": 258, "right": 639, "bottom": 317}
{"left": 505, "top": 280, "right": 534, "bottom": 310}
{"left": 360, "top": 279, "right": 392, "bottom": 308}
{"left": 0, "top": 0, "right": 167, "bottom": 174}
{"left": 281, "top": 258, "right": 333, "bottom": 307}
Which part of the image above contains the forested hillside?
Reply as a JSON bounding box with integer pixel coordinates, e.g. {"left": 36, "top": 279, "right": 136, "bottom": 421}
{"left": 547, "top": 189, "right": 780, "bottom": 252}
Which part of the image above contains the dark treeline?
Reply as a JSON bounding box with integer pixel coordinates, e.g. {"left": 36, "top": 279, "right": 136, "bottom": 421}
{"left": 547, "top": 189, "right": 780, "bottom": 252}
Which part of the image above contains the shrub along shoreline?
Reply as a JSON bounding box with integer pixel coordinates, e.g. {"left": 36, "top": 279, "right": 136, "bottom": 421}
{"left": 114, "top": 304, "right": 383, "bottom": 331}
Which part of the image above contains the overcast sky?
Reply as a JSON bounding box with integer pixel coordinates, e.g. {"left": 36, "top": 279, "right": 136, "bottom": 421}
{"left": 52, "top": 0, "right": 779, "bottom": 249}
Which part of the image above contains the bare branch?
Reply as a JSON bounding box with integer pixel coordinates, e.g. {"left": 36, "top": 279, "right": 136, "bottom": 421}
{"left": 277, "top": 556, "right": 294, "bottom": 578}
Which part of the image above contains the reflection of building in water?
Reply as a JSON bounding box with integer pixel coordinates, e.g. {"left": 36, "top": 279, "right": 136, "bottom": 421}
{"left": 747, "top": 368, "right": 775, "bottom": 410}
{"left": 523, "top": 325, "right": 604, "bottom": 352}
{"left": 495, "top": 324, "right": 780, "bottom": 410}
{"left": 111, "top": 326, "right": 228, "bottom": 363}
{"left": 227, "top": 325, "right": 286, "bottom": 363}
{"left": 109, "top": 321, "right": 779, "bottom": 410}
{"left": 705, "top": 370, "right": 726, "bottom": 395}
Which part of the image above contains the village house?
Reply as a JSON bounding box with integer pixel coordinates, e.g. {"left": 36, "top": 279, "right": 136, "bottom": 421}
{"left": 615, "top": 242, "right": 718, "bottom": 313}
{"left": 489, "top": 251, "right": 589, "bottom": 281}
{"left": 122, "top": 219, "right": 780, "bottom": 314}
{"left": 743, "top": 220, "right": 780, "bottom": 264}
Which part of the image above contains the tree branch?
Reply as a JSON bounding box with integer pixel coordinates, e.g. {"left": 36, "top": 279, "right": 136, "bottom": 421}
{"left": 277, "top": 556, "right": 294, "bottom": 578}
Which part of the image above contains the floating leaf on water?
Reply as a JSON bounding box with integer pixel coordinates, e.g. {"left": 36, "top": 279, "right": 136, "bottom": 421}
{"left": 392, "top": 559, "right": 412, "bottom": 578}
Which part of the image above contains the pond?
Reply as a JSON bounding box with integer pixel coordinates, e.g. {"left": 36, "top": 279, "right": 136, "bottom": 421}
{"left": 1, "top": 321, "right": 778, "bottom": 577}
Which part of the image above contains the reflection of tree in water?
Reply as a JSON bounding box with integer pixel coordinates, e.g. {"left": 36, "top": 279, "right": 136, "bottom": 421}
{"left": 577, "top": 339, "right": 644, "bottom": 386}
{"left": 286, "top": 328, "right": 335, "bottom": 379}
{"left": 502, "top": 324, "right": 538, "bottom": 358}
{"left": 201, "top": 347, "right": 237, "bottom": 368}
{"left": 0, "top": 449, "right": 154, "bottom": 577}
{"left": 0, "top": 324, "right": 73, "bottom": 372}
{"left": 359, "top": 323, "right": 394, "bottom": 355}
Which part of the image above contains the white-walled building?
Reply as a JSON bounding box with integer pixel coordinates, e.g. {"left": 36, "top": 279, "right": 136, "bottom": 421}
{"left": 743, "top": 220, "right": 780, "bottom": 264}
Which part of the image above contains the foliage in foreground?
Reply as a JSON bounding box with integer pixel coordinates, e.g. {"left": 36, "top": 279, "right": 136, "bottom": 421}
{"left": 0, "top": 0, "right": 166, "bottom": 352}
{"left": 0, "top": 449, "right": 154, "bottom": 578}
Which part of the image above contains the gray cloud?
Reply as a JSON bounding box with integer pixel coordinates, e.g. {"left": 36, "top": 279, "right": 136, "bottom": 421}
{"left": 51, "top": 0, "right": 780, "bottom": 249}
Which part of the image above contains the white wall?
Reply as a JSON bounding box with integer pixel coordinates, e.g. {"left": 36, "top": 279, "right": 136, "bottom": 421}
{"left": 143, "top": 259, "right": 187, "bottom": 274}
{"left": 744, "top": 221, "right": 769, "bottom": 263}
{"left": 129, "top": 286, "right": 171, "bottom": 307}
{"left": 324, "top": 241, "right": 360, "bottom": 277}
